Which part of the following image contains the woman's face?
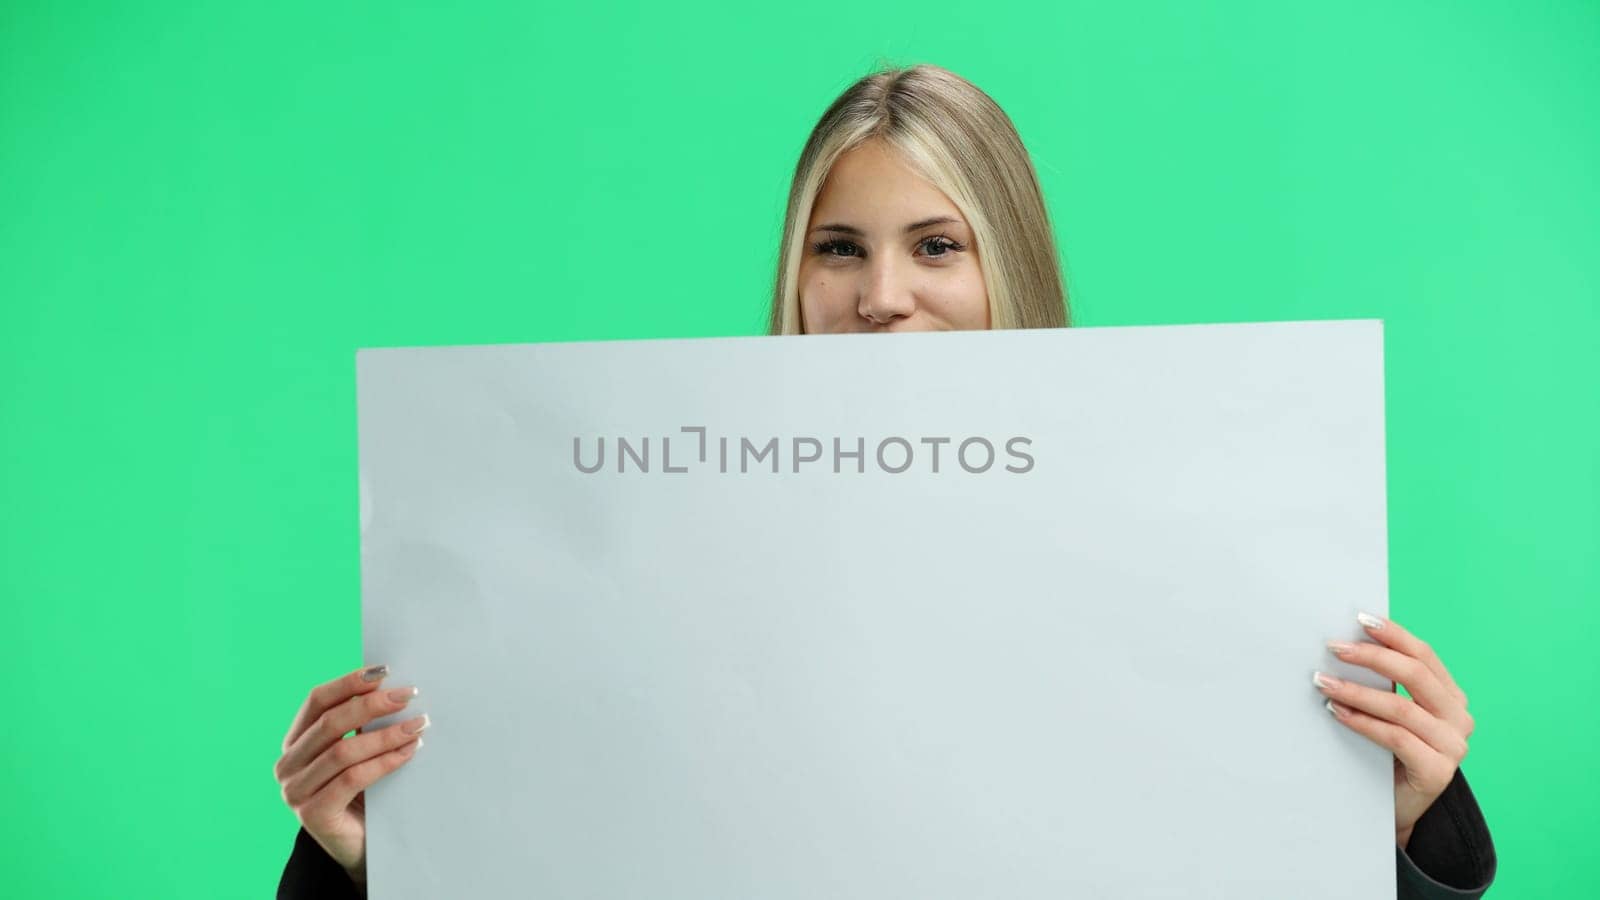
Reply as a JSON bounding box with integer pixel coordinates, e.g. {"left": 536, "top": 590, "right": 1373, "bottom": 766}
{"left": 798, "top": 139, "right": 990, "bottom": 333}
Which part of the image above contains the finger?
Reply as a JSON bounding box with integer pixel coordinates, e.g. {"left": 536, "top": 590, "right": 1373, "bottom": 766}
{"left": 278, "top": 683, "right": 420, "bottom": 780}
{"left": 1327, "top": 639, "right": 1469, "bottom": 733}
{"left": 283, "top": 664, "right": 392, "bottom": 750}
{"left": 1355, "top": 613, "right": 1467, "bottom": 704}
{"left": 1323, "top": 699, "right": 1457, "bottom": 796}
{"left": 294, "top": 736, "right": 423, "bottom": 827}
{"left": 1313, "top": 672, "right": 1467, "bottom": 761}
{"left": 283, "top": 714, "right": 432, "bottom": 807}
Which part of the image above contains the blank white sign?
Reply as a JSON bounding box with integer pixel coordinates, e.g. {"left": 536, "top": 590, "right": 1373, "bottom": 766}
{"left": 358, "top": 320, "right": 1396, "bottom": 899}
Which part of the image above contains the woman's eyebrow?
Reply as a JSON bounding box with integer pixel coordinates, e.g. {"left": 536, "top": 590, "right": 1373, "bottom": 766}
{"left": 809, "top": 215, "right": 962, "bottom": 236}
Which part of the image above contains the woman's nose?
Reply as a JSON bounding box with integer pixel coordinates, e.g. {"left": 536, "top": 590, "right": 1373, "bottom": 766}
{"left": 858, "top": 261, "right": 916, "bottom": 324}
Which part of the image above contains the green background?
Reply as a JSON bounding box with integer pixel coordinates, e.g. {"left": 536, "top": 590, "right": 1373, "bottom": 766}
{"left": 2, "top": 1, "right": 1595, "bottom": 896}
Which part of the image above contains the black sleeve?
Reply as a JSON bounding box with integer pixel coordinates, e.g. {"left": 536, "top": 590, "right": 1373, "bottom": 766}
{"left": 1395, "top": 767, "right": 1498, "bottom": 899}
{"left": 272, "top": 772, "right": 1495, "bottom": 899}
{"left": 277, "top": 826, "right": 365, "bottom": 900}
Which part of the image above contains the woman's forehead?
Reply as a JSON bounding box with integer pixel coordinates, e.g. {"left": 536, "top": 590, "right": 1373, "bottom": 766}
{"left": 809, "top": 143, "right": 966, "bottom": 233}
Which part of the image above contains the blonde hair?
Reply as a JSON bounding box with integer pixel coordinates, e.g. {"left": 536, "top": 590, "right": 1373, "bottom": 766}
{"left": 768, "top": 63, "right": 1069, "bottom": 334}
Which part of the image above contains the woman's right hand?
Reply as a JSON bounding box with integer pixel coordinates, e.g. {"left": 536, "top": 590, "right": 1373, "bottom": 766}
{"left": 274, "top": 664, "right": 430, "bottom": 886}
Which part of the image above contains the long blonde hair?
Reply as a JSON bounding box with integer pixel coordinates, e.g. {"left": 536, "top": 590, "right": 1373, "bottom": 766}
{"left": 768, "top": 63, "right": 1069, "bottom": 334}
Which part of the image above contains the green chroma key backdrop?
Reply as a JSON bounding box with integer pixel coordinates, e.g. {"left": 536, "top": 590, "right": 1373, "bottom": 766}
{"left": 2, "top": 1, "right": 1595, "bottom": 896}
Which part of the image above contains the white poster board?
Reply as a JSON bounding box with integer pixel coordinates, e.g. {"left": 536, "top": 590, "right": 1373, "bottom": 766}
{"left": 358, "top": 320, "right": 1396, "bottom": 898}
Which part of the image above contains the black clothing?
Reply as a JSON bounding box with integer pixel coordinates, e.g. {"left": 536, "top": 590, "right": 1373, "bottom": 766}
{"left": 278, "top": 767, "right": 1496, "bottom": 899}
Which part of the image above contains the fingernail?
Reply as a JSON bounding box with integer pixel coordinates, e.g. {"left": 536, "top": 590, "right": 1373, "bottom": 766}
{"left": 1325, "top": 699, "right": 1352, "bottom": 718}
{"left": 399, "top": 737, "right": 420, "bottom": 756}
{"left": 1327, "top": 640, "right": 1357, "bottom": 657}
{"left": 1312, "top": 671, "right": 1342, "bottom": 691}
{"left": 387, "top": 686, "right": 419, "bottom": 705}
{"left": 361, "top": 664, "right": 390, "bottom": 682}
{"left": 402, "top": 713, "right": 430, "bottom": 735}
{"left": 1356, "top": 612, "right": 1386, "bottom": 630}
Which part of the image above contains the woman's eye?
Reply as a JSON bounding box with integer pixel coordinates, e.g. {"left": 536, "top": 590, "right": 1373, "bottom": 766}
{"left": 919, "top": 236, "right": 965, "bottom": 258}
{"left": 811, "top": 239, "right": 861, "bottom": 258}
{"left": 810, "top": 236, "right": 965, "bottom": 260}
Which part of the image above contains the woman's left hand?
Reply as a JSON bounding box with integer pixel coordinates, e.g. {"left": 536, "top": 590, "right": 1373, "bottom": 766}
{"left": 1313, "top": 613, "right": 1475, "bottom": 850}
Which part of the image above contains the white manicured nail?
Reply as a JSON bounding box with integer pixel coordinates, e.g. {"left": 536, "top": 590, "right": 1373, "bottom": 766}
{"left": 1356, "top": 611, "right": 1386, "bottom": 630}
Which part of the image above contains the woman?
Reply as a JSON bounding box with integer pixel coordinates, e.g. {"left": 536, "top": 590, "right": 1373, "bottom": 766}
{"left": 276, "top": 63, "right": 1497, "bottom": 899}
